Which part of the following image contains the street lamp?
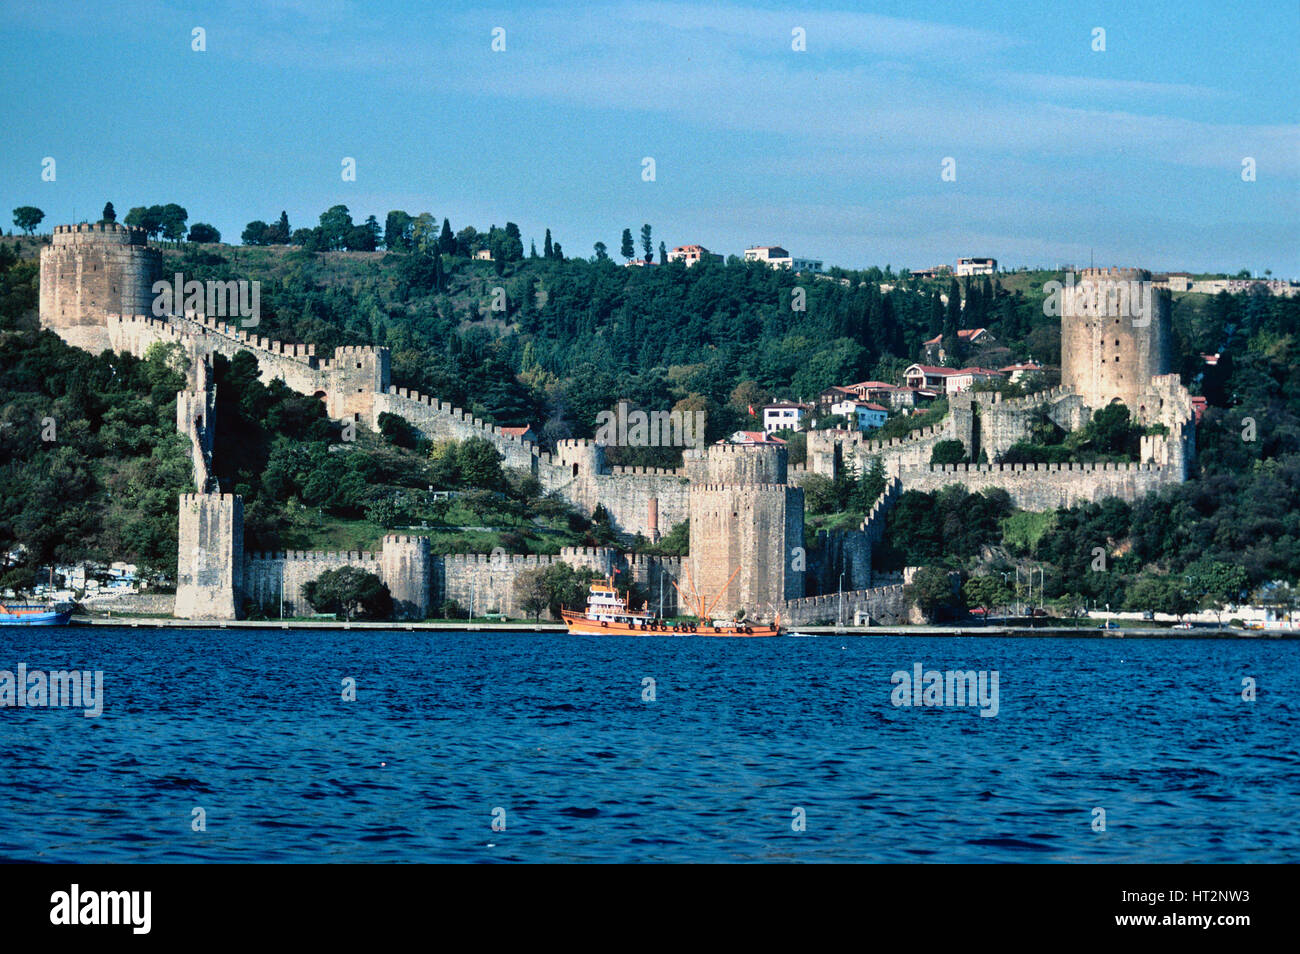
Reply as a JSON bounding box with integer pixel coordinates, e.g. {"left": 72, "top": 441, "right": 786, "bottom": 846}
{"left": 838, "top": 572, "right": 845, "bottom": 629}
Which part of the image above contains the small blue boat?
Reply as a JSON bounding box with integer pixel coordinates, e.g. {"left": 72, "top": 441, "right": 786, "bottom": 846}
{"left": 0, "top": 602, "right": 74, "bottom": 626}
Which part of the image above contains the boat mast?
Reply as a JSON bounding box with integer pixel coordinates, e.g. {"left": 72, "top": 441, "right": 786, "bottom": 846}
{"left": 701, "top": 566, "right": 741, "bottom": 622}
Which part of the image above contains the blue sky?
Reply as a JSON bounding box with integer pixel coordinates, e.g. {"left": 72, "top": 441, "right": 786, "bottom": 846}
{"left": 2, "top": 0, "right": 1297, "bottom": 274}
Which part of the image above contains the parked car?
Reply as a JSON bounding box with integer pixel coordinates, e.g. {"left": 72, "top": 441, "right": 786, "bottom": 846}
{"left": 1098, "top": 620, "right": 1119, "bottom": 630}
{"left": 1172, "top": 622, "right": 1193, "bottom": 629}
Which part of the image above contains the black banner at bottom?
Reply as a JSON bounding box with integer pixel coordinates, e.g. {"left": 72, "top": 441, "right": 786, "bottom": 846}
{"left": 0, "top": 863, "right": 1283, "bottom": 940}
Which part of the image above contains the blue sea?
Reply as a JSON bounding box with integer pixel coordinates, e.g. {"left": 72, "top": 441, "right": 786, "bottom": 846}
{"left": 1, "top": 627, "right": 1297, "bottom": 863}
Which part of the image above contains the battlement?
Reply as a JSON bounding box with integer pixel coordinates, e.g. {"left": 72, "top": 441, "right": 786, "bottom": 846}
{"left": 383, "top": 387, "right": 530, "bottom": 441}
{"left": 560, "top": 546, "right": 618, "bottom": 559}
{"left": 179, "top": 492, "right": 241, "bottom": 506}
{"left": 175, "top": 313, "right": 319, "bottom": 362}
{"left": 247, "top": 550, "right": 379, "bottom": 562}
{"left": 692, "top": 482, "right": 796, "bottom": 494}
{"left": 781, "top": 584, "right": 906, "bottom": 610}
{"left": 985, "top": 385, "right": 1075, "bottom": 410}
{"left": 318, "top": 344, "right": 389, "bottom": 371}
{"left": 52, "top": 222, "right": 148, "bottom": 246}
{"left": 626, "top": 553, "right": 683, "bottom": 569}
{"left": 819, "top": 422, "right": 948, "bottom": 455}
{"left": 706, "top": 442, "right": 784, "bottom": 457}
{"left": 558, "top": 438, "right": 599, "bottom": 449}
{"left": 902, "top": 461, "right": 1162, "bottom": 475}
{"left": 610, "top": 465, "right": 681, "bottom": 476}
{"left": 383, "top": 534, "right": 430, "bottom": 546}
{"left": 1076, "top": 266, "right": 1152, "bottom": 281}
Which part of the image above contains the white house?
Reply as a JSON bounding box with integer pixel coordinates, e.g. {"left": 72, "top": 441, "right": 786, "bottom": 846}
{"left": 904, "top": 364, "right": 958, "bottom": 390}
{"left": 745, "top": 246, "right": 823, "bottom": 273}
{"left": 762, "top": 403, "right": 810, "bottom": 433}
{"left": 956, "top": 257, "right": 996, "bottom": 276}
{"left": 944, "top": 367, "right": 1006, "bottom": 394}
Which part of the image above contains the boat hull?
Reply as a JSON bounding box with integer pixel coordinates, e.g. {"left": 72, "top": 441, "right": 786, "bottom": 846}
{"left": 561, "top": 611, "right": 779, "bottom": 637}
{"left": 0, "top": 608, "right": 73, "bottom": 626}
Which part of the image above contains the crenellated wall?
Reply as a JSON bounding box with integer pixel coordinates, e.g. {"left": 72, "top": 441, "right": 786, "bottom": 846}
{"left": 779, "top": 584, "right": 910, "bottom": 626}
{"left": 897, "top": 460, "right": 1181, "bottom": 510}
{"left": 244, "top": 549, "right": 382, "bottom": 617}
{"left": 42, "top": 228, "right": 1201, "bottom": 624}
{"left": 375, "top": 387, "right": 541, "bottom": 472}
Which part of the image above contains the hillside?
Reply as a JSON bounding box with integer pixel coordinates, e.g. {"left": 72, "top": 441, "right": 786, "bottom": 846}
{"left": 5, "top": 223, "right": 1300, "bottom": 615}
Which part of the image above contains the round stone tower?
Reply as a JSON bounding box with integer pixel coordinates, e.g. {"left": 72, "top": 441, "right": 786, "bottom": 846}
{"left": 687, "top": 443, "right": 803, "bottom": 620}
{"left": 1059, "top": 266, "right": 1172, "bottom": 419}
{"left": 40, "top": 223, "right": 161, "bottom": 352}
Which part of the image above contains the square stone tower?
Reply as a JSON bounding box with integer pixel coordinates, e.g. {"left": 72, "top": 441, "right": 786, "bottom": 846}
{"left": 174, "top": 493, "right": 245, "bottom": 619}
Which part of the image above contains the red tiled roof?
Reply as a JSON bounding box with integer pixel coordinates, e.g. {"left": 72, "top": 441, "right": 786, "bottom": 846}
{"left": 922, "top": 328, "right": 988, "bottom": 346}
{"left": 908, "top": 365, "right": 958, "bottom": 376}
{"left": 498, "top": 426, "right": 533, "bottom": 438}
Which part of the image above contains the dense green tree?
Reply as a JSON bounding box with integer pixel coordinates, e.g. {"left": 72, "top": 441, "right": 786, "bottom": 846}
{"left": 13, "top": 206, "right": 44, "bottom": 234}
{"left": 187, "top": 223, "right": 221, "bottom": 243}
{"left": 963, "top": 575, "right": 1012, "bottom": 616}
{"left": 241, "top": 220, "right": 270, "bottom": 245}
{"left": 906, "top": 566, "right": 959, "bottom": 621}
{"left": 303, "top": 566, "right": 392, "bottom": 620}
{"left": 930, "top": 439, "right": 968, "bottom": 465}
{"left": 318, "top": 205, "right": 354, "bottom": 250}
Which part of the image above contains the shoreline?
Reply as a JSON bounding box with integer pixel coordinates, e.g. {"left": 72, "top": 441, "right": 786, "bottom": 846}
{"left": 51, "top": 616, "right": 1299, "bottom": 638}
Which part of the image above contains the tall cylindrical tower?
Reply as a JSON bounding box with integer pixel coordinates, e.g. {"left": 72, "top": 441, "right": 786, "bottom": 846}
{"left": 686, "top": 444, "right": 802, "bottom": 620}
{"left": 39, "top": 223, "right": 161, "bottom": 352}
{"left": 1059, "top": 266, "right": 1171, "bottom": 419}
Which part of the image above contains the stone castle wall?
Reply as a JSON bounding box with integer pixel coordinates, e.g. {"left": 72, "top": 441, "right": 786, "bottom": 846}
{"left": 244, "top": 549, "right": 383, "bottom": 618}
{"left": 898, "top": 460, "right": 1180, "bottom": 510}
{"left": 434, "top": 547, "right": 680, "bottom": 619}
{"left": 780, "top": 584, "right": 909, "bottom": 627}
{"left": 242, "top": 545, "right": 681, "bottom": 621}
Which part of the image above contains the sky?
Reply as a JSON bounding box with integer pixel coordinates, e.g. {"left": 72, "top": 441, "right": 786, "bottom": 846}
{"left": 2, "top": 0, "right": 1298, "bottom": 275}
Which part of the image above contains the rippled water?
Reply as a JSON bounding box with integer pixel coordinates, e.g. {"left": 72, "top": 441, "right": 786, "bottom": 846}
{"left": 1, "top": 627, "right": 1296, "bottom": 862}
